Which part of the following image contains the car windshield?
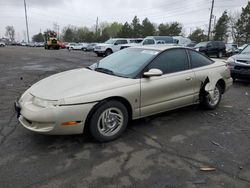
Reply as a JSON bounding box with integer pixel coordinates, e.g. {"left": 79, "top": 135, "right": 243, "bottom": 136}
{"left": 241, "top": 44, "right": 250, "bottom": 54}
{"left": 89, "top": 48, "right": 159, "bottom": 78}
{"left": 105, "top": 39, "right": 115, "bottom": 44}
{"left": 195, "top": 42, "right": 208, "bottom": 48}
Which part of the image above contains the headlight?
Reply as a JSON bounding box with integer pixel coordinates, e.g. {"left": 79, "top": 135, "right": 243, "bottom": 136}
{"left": 226, "top": 57, "right": 235, "bottom": 64}
{"left": 32, "top": 97, "right": 59, "bottom": 108}
{"left": 226, "top": 57, "right": 235, "bottom": 70}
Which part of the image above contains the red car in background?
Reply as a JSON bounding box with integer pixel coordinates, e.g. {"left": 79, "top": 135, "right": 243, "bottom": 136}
{"left": 59, "top": 42, "right": 67, "bottom": 49}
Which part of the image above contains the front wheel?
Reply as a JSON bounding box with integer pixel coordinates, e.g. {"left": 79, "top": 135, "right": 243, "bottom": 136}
{"left": 89, "top": 101, "right": 128, "bottom": 142}
{"left": 105, "top": 49, "right": 112, "bottom": 56}
{"left": 201, "top": 84, "right": 222, "bottom": 110}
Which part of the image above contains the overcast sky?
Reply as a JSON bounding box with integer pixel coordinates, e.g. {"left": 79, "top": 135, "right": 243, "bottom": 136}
{"left": 0, "top": 0, "right": 248, "bottom": 42}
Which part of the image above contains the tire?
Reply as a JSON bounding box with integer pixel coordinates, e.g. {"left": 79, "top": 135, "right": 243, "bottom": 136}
{"left": 201, "top": 84, "right": 222, "bottom": 110}
{"left": 89, "top": 100, "right": 128, "bottom": 142}
{"left": 217, "top": 51, "right": 223, "bottom": 58}
{"left": 82, "top": 48, "right": 86, "bottom": 51}
{"left": 105, "top": 49, "right": 113, "bottom": 56}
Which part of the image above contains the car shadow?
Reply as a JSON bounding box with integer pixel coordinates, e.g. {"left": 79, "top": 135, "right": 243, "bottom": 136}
{"left": 233, "top": 79, "right": 250, "bottom": 86}
{"left": 26, "top": 102, "right": 223, "bottom": 149}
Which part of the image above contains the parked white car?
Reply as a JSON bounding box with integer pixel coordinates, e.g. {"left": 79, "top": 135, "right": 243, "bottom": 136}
{"left": 0, "top": 42, "right": 6, "bottom": 47}
{"left": 67, "top": 43, "right": 88, "bottom": 50}
{"left": 94, "top": 38, "right": 131, "bottom": 56}
{"left": 120, "top": 36, "right": 176, "bottom": 50}
{"left": 173, "top": 36, "right": 192, "bottom": 46}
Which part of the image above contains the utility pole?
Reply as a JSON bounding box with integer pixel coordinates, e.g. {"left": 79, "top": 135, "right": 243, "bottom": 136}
{"left": 95, "top": 17, "right": 99, "bottom": 34}
{"left": 208, "top": 0, "right": 214, "bottom": 41}
{"left": 24, "top": 0, "right": 30, "bottom": 43}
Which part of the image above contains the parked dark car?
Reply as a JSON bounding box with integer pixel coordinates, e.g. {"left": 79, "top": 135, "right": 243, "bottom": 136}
{"left": 194, "top": 41, "right": 226, "bottom": 58}
{"left": 227, "top": 44, "right": 250, "bottom": 81}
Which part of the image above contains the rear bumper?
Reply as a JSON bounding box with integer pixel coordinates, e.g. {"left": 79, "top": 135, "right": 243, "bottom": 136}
{"left": 225, "top": 77, "right": 233, "bottom": 91}
{"left": 14, "top": 101, "right": 21, "bottom": 118}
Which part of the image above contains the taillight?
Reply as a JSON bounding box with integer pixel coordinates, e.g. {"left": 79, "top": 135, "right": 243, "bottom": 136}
{"left": 226, "top": 64, "right": 233, "bottom": 70}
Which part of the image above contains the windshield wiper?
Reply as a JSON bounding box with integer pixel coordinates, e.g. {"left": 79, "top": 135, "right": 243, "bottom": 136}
{"left": 85, "top": 66, "right": 92, "bottom": 70}
{"left": 95, "top": 67, "right": 114, "bottom": 75}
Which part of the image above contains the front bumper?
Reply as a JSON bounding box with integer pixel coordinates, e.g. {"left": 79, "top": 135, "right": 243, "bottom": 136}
{"left": 16, "top": 100, "right": 97, "bottom": 135}
{"left": 231, "top": 69, "right": 250, "bottom": 79}
{"left": 94, "top": 49, "right": 105, "bottom": 54}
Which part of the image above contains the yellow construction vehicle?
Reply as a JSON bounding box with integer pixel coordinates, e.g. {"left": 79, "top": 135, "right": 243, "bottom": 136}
{"left": 44, "top": 31, "right": 60, "bottom": 50}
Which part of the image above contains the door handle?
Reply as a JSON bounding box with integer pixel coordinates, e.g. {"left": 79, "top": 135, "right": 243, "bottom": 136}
{"left": 185, "top": 77, "right": 192, "bottom": 81}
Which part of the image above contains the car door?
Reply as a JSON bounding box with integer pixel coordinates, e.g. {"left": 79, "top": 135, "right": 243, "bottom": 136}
{"left": 206, "top": 42, "right": 214, "bottom": 56}
{"left": 113, "top": 40, "right": 128, "bottom": 52}
{"left": 140, "top": 49, "right": 196, "bottom": 117}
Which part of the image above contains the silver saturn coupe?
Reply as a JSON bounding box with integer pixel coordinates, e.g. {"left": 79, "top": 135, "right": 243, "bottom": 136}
{"left": 15, "top": 45, "right": 232, "bottom": 142}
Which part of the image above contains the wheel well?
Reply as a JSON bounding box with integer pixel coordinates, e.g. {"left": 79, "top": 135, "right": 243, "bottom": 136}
{"left": 83, "top": 97, "right": 133, "bottom": 134}
{"left": 217, "top": 79, "right": 226, "bottom": 94}
{"left": 199, "top": 77, "right": 226, "bottom": 101}
{"left": 106, "top": 48, "right": 113, "bottom": 53}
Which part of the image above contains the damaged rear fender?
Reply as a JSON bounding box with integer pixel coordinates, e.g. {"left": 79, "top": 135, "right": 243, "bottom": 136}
{"left": 201, "top": 73, "right": 223, "bottom": 99}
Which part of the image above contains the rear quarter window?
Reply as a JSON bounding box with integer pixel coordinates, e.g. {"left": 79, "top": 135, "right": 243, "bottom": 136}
{"left": 189, "top": 50, "right": 213, "bottom": 68}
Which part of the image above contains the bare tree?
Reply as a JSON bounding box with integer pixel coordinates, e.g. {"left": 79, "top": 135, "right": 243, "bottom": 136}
{"left": 5, "top": 26, "right": 15, "bottom": 42}
{"left": 228, "top": 11, "right": 240, "bottom": 43}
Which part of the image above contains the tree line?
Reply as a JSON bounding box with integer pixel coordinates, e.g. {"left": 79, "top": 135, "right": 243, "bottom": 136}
{"left": 6, "top": 1, "right": 250, "bottom": 45}
{"left": 59, "top": 17, "right": 183, "bottom": 43}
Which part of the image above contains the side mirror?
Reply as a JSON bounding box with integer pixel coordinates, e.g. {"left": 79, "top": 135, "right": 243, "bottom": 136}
{"left": 143, "top": 69, "right": 163, "bottom": 77}
{"left": 114, "top": 42, "right": 118, "bottom": 45}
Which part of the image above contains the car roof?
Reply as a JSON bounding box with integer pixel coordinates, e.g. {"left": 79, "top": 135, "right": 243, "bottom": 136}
{"left": 131, "top": 44, "right": 185, "bottom": 51}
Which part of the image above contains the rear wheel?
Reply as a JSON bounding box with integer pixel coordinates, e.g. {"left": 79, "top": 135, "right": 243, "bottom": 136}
{"left": 217, "top": 51, "right": 223, "bottom": 58}
{"left": 201, "top": 84, "right": 222, "bottom": 110}
{"left": 89, "top": 100, "right": 128, "bottom": 142}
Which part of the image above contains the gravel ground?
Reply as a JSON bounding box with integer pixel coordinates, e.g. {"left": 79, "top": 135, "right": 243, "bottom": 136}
{"left": 0, "top": 46, "right": 250, "bottom": 188}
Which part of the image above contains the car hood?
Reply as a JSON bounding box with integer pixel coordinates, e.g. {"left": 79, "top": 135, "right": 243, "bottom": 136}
{"left": 96, "top": 43, "right": 112, "bottom": 47}
{"left": 232, "top": 53, "right": 250, "bottom": 64}
{"left": 121, "top": 43, "right": 141, "bottom": 47}
{"left": 29, "top": 68, "right": 131, "bottom": 101}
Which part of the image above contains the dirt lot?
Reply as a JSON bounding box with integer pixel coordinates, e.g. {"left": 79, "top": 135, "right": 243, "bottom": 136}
{"left": 0, "top": 46, "right": 250, "bottom": 188}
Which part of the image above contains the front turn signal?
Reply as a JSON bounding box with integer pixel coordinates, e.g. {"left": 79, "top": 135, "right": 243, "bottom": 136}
{"left": 61, "top": 121, "right": 81, "bottom": 126}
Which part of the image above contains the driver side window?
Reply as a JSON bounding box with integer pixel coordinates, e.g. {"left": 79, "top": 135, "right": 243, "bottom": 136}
{"left": 148, "top": 49, "right": 189, "bottom": 74}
